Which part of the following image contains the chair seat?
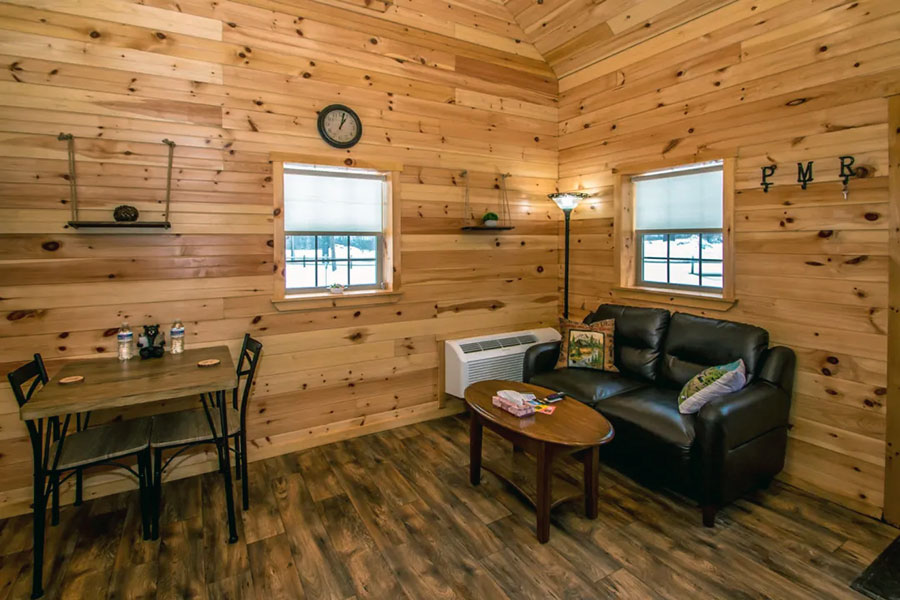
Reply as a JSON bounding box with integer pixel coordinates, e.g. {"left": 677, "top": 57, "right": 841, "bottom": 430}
{"left": 49, "top": 418, "right": 152, "bottom": 471}
{"left": 150, "top": 406, "right": 242, "bottom": 449}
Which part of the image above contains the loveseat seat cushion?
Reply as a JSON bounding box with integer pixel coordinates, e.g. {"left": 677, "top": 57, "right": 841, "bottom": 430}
{"left": 586, "top": 304, "right": 669, "bottom": 381}
{"left": 660, "top": 312, "right": 769, "bottom": 389}
{"left": 529, "top": 368, "right": 648, "bottom": 406}
{"left": 596, "top": 386, "right": 696, "bottom": 451}
{"left": 594, "top": 386, "right": 698, "bottom": 489}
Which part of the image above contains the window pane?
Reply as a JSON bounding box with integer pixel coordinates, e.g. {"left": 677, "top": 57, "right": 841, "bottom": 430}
{"left": 285, "top": 235, "right": 314, "bottom": 262}
{"left": 702, "top": 233, "right": 723, "bottom": 260}
{"left": 316, "top": 236, "right": 349, "bottom": 260}
{"left": 350, "top": 236, "right": 377, "bottom": 259}
{"left": 634, "top": 163, "right": 723, "bottom": 230}
{"left": 285, "top": 262, "right": 316, "bottom": 289}
{"left": 642, "top": 233, "right": 667, "bottom": 259}
{"left": 669, "top": 233, "right": 700, "bottom": 259}
{"left": 670, "top": 259, "right": 700, "bottom": 287}
{"left": 317, "top": 261, "right": 349, "bottom": 288}
{"left": 701, "top": 261, "right": 723, "bottom": 288}
{"left": 284, "top": 166, "right": 384, "bottom": 233}
{"left": 350, "top": 260, "right": 377, "bottom": 286}
{"left": 642, "top": 257, "right": 668, "bottom": 284}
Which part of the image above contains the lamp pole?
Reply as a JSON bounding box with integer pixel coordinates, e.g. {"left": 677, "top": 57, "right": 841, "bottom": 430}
{"left": 562, "top": 207, "right": 572, "bottom": 318}
{"left": 548, "top": 192, "right": 588, "bottom": 321}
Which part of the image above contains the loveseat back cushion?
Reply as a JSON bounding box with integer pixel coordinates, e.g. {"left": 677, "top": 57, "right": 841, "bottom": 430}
{"left": 586, "top": 304, "right": 670, "bottom": 381}
{"left": 660, "top": 312, "right": 769, "bottom": 389}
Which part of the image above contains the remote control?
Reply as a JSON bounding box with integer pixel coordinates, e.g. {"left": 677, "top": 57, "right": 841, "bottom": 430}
{"left": 544, "top": 392, "right": 565, "bottom": 403}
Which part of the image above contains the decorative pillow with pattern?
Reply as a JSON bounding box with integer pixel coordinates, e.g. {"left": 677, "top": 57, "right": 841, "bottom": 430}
{"left": 677, "top": 359, "right": 747, "bottom": 414}
{"left": 555, "top": 318, "right": 618, "bottom": 373}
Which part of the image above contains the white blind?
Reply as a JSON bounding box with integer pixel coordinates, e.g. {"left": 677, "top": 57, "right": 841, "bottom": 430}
{"left": 633, "top": 162, "right": 723, "bottom": 230}
{"left": 284, "top": 164, "right": 385, "bottom": 233}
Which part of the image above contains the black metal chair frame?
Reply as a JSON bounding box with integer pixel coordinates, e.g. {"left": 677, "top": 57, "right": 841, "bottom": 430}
{"left": 8, "top": 354, "right": 153, "bottom": 600}
{"left": 150, "top": 334, "right": 262, "bottom": 540}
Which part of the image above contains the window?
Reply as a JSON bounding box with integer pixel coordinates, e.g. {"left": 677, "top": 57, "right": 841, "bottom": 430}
{"left": 282, "top": 163, "right": 388, "bottom": 293}
{"left": 632, "top": 161, "right": 725, "bottom": 291}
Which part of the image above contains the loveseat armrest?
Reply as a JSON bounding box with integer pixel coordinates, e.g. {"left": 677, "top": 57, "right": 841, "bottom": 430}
{"left": 523, "top": 341, "right": 560, "bottom": 382}
{"left": 758, "top": 345, "right": 796, "bottom": 394}
{"left": 696, "top": 380, "right": 791, "bottom": 453}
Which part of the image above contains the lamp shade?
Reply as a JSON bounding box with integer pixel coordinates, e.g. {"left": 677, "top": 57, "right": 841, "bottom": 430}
{"left": 549, "top": 192, "right": 589, "bottom": 211}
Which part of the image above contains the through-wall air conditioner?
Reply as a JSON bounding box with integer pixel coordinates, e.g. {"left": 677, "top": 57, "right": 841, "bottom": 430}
{"left": 444, "top": 328, "right": 561, "bottom": 398}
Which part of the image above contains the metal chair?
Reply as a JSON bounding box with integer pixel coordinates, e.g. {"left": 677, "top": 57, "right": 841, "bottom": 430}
{"left": 149, "top": 334, "right": 262, "bottom": 536}
{"left": 7, "top": 354, "right": 153, "bottom": 599}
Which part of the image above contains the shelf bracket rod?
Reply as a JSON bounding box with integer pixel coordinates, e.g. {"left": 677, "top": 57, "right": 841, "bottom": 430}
{"left": 162, "top": 139, "right": 176, "bottom": 226}
{"left": 58, "top": 133, "right": 77, "bottom": 222}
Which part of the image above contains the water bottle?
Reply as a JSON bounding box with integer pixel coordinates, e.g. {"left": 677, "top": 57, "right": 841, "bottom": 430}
{"left": 170, "top": 319, "right": 185, "bottom": 354}
{"left": 117, "top": 322, "right": 134, "bottom": 360}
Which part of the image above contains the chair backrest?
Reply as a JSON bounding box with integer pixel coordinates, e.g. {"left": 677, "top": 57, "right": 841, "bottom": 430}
{"left": 7, "top": 354, "right": 48, "bottom": 408}
{"left": 233, "top": 334, "right": 263, "bottom": 422}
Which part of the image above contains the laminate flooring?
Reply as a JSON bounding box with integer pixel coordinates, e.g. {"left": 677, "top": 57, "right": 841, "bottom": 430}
{"left": 0, "top": 415, "right": 896, "bottom": 599}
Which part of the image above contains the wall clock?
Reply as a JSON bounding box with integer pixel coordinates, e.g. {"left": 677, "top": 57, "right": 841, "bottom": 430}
{"left": 317, "top": 104, "right": 362, "bottom": 149}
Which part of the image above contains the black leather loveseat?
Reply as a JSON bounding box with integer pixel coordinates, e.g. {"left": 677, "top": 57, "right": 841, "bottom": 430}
{"left": 523, "top": 304, "right": 795, "bottom": 526}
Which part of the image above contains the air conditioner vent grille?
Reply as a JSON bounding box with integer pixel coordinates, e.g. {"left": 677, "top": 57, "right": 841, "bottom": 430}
{"left": 458, "top": 333, "right": 540, "bottom": 354}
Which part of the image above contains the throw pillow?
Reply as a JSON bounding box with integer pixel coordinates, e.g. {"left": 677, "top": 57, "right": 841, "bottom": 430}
{"left": 677, "top": 359, "right": 747, "bottom": 414}
{"left": 555, "top": 318, "right": 618, "bottom": 373}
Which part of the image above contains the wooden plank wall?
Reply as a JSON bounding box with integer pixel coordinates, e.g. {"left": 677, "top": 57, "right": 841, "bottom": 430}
{"left": 538, "top": 0, "right": 900, "bottom": 518}
{"left": 0, "top": 0, "right": 560, "bottom": 517}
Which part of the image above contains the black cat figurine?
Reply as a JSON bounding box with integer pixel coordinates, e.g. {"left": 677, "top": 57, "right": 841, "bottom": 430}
{"left": 138, "top": 324, "right": 166, "bottom": 359}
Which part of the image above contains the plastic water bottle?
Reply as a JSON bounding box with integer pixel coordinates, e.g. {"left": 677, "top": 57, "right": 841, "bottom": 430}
{"left": 117, "top": 322, "right": 134, "bottom": 360}
{"left": 170, "top": 319, "right": 185, "bottom": 354}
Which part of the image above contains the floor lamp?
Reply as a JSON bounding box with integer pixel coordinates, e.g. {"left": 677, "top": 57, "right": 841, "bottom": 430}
{"left": 549, "top": 192, "right": 589, "bottom": 319}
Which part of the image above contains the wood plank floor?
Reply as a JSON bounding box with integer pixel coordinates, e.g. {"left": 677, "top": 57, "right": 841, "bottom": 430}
{"left": 0, "top": 415, "right": 897, "bottom": 600}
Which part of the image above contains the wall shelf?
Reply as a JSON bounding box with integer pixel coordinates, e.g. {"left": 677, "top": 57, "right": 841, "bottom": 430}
{"left": 461, "top": 225, "right": 515, "bottom": 231}
{"left": 67, "top": 221, "right": 172, "bottom": 229}
{"left": 59, "top": 133, "right": 176, "bottom": 232}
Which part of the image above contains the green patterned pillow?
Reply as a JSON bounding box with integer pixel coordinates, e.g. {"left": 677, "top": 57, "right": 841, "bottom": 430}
{"left": 678, "top": 359, "right": 746, "bottom": 414}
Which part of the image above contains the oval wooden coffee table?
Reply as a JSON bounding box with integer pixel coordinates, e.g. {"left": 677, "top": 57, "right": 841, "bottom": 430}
{"left": 465, "top": 379, "right": 614, "bottom": 543}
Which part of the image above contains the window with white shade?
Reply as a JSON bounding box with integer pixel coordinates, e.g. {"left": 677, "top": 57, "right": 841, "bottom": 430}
{"left": 633, "top": 161, "right": 724, "bottom": 290}
{"left": 282, "top": 163, "right": 388, "bottom": 292}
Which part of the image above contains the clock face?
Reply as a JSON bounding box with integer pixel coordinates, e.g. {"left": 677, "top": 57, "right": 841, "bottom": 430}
{"left": 317, "top": 104, "right": 362, "bottom": 149}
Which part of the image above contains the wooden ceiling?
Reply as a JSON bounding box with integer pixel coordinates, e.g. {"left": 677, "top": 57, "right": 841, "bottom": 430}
{"left": 504, "top": 0, "right": 733, "bottom": 78}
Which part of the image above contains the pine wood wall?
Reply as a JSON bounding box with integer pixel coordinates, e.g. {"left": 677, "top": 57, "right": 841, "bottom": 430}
{"left": 0, "top": 0, "right": 560, "bottom": 517}
{"left": 541, "top": 0, "right": 900, "bottom": 517}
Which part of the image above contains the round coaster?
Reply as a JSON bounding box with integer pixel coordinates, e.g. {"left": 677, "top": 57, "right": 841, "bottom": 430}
{"left": 59, "top": 375, "right": 84, "bottom": 385}
{"left": 197, "top": 359, "right": 221, "bottom": 368}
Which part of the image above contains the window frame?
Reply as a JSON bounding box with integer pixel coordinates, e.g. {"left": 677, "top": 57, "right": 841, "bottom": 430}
{"left": 613, "top": 157, "right": 735, "bottom": 309}
{"left": 635, "top": 229, "right": 724, "bottom": 292}
{"left": 271, "top": 153, "right": 402, "bottom": 309}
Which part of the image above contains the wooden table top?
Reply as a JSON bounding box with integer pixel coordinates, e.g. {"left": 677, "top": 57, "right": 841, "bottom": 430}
{"left": 464, "top": 380, "right": 614, "bottom": 447}
{"left": 20, "top": 345, "right": 237, "bottom": 420}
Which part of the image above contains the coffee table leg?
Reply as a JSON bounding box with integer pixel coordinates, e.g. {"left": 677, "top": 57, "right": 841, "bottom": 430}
{"left": 536, "top": 443, "right": 552, "bottom": 543}
{"left": 584, "top": 446, "right": 599, "bottom": 519}
{"left": 469, "top": 413, "right": 482, "bottom": 486}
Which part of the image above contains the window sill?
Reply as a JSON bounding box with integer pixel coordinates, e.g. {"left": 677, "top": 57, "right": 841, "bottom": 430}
{"left": 611, "top": 286, "right": 736, "bottom": 312}
{"left": 273, "top": 289, "right": 402, "bottom": 311}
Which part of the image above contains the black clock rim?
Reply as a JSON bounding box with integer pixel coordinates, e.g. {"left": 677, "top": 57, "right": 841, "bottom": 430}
{"left": 317, "top": 104, "right": 363, "bottom": 149}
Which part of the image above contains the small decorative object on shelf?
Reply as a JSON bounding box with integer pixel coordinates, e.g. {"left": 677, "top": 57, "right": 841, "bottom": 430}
{"left": 113, "top": 205, "right": 139, "bottom": 222}
{"left": 328, "top": 283, "right": 346, "bottom": 294}
{"left": 481, "top": 212, "right": 499, "bottom": 227}
{"left": 137, "top": 324, "right": 166, "bottom": 359}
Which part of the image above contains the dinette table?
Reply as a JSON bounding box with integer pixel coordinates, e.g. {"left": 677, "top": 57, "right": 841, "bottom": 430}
{"left": 19, "top": 345, "right": 240, "bottom": 596}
